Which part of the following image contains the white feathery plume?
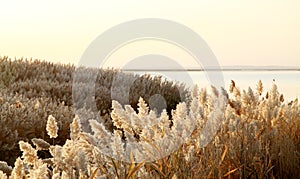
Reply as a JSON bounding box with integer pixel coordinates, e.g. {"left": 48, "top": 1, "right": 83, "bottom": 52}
{"left": 31, "top": 138, "right": 50, "bottom": 150}
{"left": 89, "top": 120, "right": 111, "bottom": 140}
{"left": 200, "top": 88, "right": 207, "bottom": 106}
{"left": 199, "top": 93, "right": 226, "bottom": 148}
{"left": 138, "top": 97, "right": 149, "bottom": 118}
{"left": 159, "top": 109, "right": 170, "bottom": 136}
{"left": 52, "top": 173, "right": 60, "bottom": 179}
{"left": 256, "top": 80, "right": 263, "bottom": 95}
{"left": 46, "top": 115, "right": 58, "bottom": 139}
{"left": 19, "top": 141, "right": 38, "bottom": 166}
{"left": 28, "top": 161, "right": 48, "bottom": 179}
{"left": 49, "top": 145, "right": 63, "bottom": 175}
{"left": 131, "top": 113, "right": 143, "bottom": 132}
{"left": 70, "top": 115, "right": 82, "bottom": 140}
{"left": 77, "top": 150, "right": 87, "bottom": 176}
{"left": 0, "top": 161, "right": 12, "bottom": 177}
{"left": 0, "top": 171, "right": 7, "bottom": 179}
{"left": 111, "top": 100, "right": 130, "bottom": 129}
{"left": 192, "top": 84, "right": 199, "bottom": 98}
{"left": 171, "top": 102, "right": 187, "bottom": 135}
{"left": 111, "top": 133, "right": 125, "bottom": 160}
{"left": 89, "top": 120, "right": 112, "bottom": 151}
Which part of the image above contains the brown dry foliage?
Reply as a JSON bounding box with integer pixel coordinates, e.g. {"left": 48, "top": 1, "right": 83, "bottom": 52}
{"left": 0, "top": 56, "right": 299, "bottom": 178}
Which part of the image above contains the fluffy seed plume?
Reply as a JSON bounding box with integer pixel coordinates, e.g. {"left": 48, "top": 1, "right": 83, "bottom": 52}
{"left": 0, "top": 170, "right": 7, "bottom": 179}
{"left": 46, "top": 115, "right": 58, "bottom": 138}
{"left": 31, "top": 138, "right": 51, "bottom": 150}
{"left": 0, "top": 161, "right": 12, "bottom": 176}
{"left": 138, "top": 97, "right": 149, "bottom": 118}
{"left": 10, "top": 158, "right": 24, "bottom": 179}
{"left": 19, "top": 141, "right": 38, "bottom": 166}
{"left": 256, "top": 80, "right": 263, "bottom": 95}
{"left": 70, "top": 115, "right": 82, "bottom": 140}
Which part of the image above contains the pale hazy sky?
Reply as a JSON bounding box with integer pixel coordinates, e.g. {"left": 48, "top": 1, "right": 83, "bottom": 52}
{"left": 0, "top": 0, "right": 299, "bottom": 67}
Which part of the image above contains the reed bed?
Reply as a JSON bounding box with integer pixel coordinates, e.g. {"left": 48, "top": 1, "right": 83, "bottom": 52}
{"left": 0, "top": 56, "right": 299, "bottom": 178}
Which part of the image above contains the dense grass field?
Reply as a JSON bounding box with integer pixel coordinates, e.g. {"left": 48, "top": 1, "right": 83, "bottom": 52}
{"left": 0, "top": 56, "right": 299, "bottom": 178}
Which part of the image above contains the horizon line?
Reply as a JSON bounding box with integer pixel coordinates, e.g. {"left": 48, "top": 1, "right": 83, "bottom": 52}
{"left": 121, "top": 68, "right": 300, "bottom": 72}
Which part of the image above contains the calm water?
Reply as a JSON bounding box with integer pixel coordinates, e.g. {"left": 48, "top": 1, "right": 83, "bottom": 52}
{"left": 131, "top": 70, "right": 300, "bottom": 102}
{"left": 200, "top": 71, "right": 300, "bottom": 102}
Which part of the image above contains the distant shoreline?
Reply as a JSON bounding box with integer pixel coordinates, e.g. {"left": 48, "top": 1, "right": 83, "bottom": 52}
{"left": 122, "top": 68, "right": 300, "bottom": 72}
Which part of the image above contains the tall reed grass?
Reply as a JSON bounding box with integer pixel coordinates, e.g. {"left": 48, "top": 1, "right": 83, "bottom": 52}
{"left": 0, "top": 56, "right": 299, "bottom": 178}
